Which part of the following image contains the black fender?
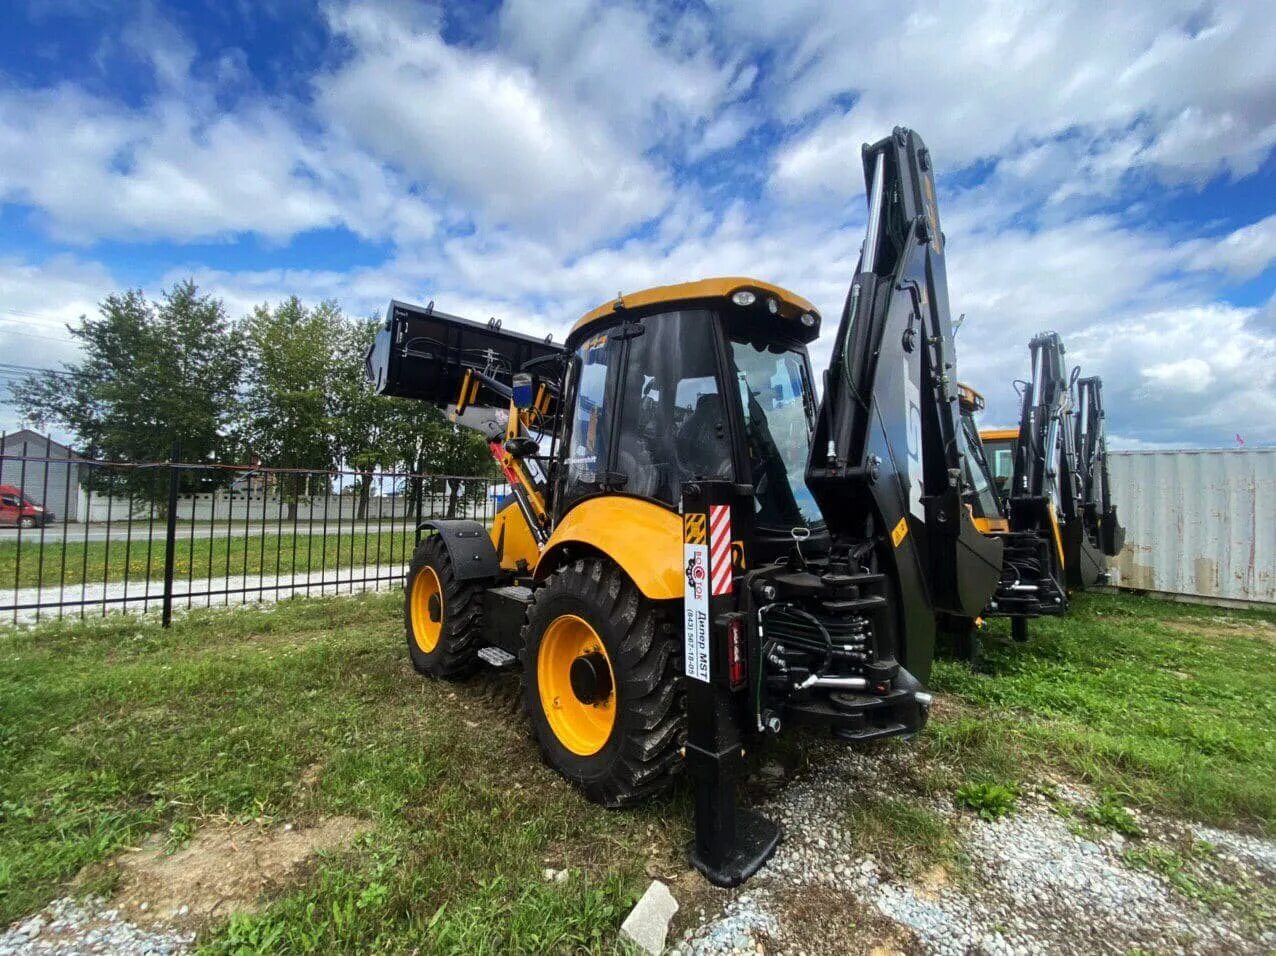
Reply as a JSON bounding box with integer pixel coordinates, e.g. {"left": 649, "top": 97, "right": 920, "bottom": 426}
{"left": 417, "top": 520, "right": 500, "bottom": 581}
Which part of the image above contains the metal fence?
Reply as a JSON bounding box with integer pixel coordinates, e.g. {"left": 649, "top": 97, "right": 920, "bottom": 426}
{"left": 0, "top": 432, "right": 505, "bottom": 626}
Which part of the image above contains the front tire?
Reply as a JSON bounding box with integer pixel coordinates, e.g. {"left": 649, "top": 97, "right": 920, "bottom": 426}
{"left": 521, "top": 557, "right": 683, "bottom": 807}
{"left": 18, "top": 517, "right": 36, "bottom": 529}
{"left": 404, "top": 535, "right": 482, "bottom": 680}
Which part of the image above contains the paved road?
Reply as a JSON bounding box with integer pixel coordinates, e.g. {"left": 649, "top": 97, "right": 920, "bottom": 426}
{"left": 0, "top": 521, "right": 430, "bottom": 545}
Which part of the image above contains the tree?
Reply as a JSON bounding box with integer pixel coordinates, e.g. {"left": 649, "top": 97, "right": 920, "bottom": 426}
{"left": 12, "top": 280, "right": 242, "bottom": 504}
{"left": 239, "top": 297, "right": 347, "bottom": 515}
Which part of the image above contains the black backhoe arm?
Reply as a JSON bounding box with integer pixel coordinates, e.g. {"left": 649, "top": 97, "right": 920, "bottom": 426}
{"left": 1074, "top": 375, "right": 1125, "bottom": 557}
{"left": 806, "top": 127, "right": 1003, "bottom": 678}
{"left": 1010, "top": 331, "right": 1080, "bottom": 515}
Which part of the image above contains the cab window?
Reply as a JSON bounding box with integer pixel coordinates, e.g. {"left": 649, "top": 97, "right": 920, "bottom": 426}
{"left": 559, "top": 310, "right": 731, "bottom": 512}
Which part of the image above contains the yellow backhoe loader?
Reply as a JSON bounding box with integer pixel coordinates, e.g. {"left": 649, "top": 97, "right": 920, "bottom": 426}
{"left": 366, "top": 127, "right": 1002, "bottom": 885}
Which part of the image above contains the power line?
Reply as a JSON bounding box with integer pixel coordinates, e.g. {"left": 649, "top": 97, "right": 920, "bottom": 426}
{"left": 0, "top": 327, "right": 78, "bottom": 346}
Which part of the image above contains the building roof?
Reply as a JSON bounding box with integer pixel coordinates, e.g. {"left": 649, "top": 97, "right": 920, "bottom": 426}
{"left": 0, "top": 429, "right": 82, "bottom": 459}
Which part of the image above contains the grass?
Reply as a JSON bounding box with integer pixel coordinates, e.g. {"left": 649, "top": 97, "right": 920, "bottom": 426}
{"left": 1123, "top": 839, "right": 1275, "bottom": 929}
{"left": 926, "top": 592, "right": 1276, "bottom": 834}
{"left": 1, "top": 588, "right": 1273, "bottom": 949}
{"left": 842, "top": 795, "right": 965, "bottom": 880}
{"left": 0, "top": 593, "right": 680, "bottom": 951}
{"left": 0, "top": 529, "right": 419, "bottom": 590}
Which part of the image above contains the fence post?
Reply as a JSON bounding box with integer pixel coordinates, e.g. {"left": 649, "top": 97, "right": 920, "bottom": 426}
{"left": 161, "top": 442, "right": 181, "bottom": 628}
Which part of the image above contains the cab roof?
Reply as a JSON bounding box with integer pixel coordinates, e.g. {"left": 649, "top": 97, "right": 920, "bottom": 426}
{"left": 570, "top": 277, "right": 820, "bottom": 340}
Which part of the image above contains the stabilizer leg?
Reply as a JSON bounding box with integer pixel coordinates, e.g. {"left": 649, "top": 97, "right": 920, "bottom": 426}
{"left": 685, "top": 682, "right": 780, "bottom": 887}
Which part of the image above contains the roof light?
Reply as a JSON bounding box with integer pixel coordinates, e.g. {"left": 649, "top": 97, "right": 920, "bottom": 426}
{"left": 767, "top": 297, "right": 779, "bottom": 314}
{"left": 731, "top": 290, "right": 757, "bottom": 307}
{"left": 800, "top": 312, "right": 817, "bottom": 327}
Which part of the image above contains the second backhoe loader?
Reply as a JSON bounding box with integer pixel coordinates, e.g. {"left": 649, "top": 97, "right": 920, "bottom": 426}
{"left": 982, "top": 333, "right": 1124, "bottom": 641}
{"left": 367, "top": 126, "right": 1001, "bottom": 886}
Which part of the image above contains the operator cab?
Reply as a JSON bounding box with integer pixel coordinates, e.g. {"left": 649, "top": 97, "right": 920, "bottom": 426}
{"left": 979, "top": 428, "right": 1018, "bottom": 499}
{"left": 557, "top": 278, "right": 825, "bottom": 563}
{"left": 956, "top": 384, "right": 1007, "bottom": 534}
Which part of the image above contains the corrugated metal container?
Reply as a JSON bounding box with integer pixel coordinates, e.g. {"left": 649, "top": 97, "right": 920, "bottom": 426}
{"left": 1108, "top": 448, "right": 1274, "bottom": 606}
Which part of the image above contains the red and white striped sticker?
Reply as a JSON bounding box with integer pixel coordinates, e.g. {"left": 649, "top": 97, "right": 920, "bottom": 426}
{"left": 709, "top": 504, "right": 733, "bottom": 596}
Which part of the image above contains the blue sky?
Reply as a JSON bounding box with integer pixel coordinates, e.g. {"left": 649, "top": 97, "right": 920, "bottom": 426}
{"left": 1, "top": 0, "right": 1274, "bottom": 446}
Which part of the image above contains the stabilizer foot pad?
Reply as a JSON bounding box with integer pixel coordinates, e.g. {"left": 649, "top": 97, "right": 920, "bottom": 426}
{"left": 690, "top": 809, "right": 781, "bottom": 888}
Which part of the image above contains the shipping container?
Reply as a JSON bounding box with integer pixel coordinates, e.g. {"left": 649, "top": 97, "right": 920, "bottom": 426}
{"left": 1108, "top": 448, "right": 1274, "bottom": 607}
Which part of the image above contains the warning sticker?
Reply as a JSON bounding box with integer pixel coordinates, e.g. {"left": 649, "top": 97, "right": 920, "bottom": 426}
{"left": 683, "top": 512, "right": 707, "bottom": 545}
{"left": 709, "top": 504, "right": 732, "bottom": 596}
{"left": 891, "top": 516, "right": 909, "bottom": 548}
{"left": 683, "top": 519, "right": 711, "bottom": 683}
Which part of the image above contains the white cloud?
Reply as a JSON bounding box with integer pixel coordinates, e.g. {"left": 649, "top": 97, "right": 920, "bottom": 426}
{"left": 1, "top": 0, "right": 1274, "bottom": 453}
{"left": 0, "top": 254, "right": 118, "bottom": 435}
{"left": 0, "top": 81, "right": 438, "bottom": 246}
{"left": 316, "top": 0, "right": 674, "bottom": 250}
{"left": 1184, "top": 214, "right": 1276, "bottom": 279}
{"left": 754, "top": 0, "right": 1276, "bottom": 200}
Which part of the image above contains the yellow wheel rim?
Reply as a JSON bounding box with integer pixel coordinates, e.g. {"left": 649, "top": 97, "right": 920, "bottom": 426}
{"left": 538, "top": 614, "right": 616, "bottom": 756}
{"left": 410, "top": 566, "right": 443, "bottom": 654}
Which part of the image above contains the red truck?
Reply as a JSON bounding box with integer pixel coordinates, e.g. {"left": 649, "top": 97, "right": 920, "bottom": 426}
{"left": 0, "top": 485, "right": 55, "bottom": 528}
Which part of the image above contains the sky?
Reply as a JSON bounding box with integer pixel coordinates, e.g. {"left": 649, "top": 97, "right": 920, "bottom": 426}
{"left": 1, "top": 0, "right": 1274, "bottom": 448}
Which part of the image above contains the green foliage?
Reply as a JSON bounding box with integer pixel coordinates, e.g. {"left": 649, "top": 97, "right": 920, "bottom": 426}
{"left": 12, "top": 287, "right": 497, "bottom": 486}
{"left": 239, "top": 297, "right": 346, "bottom": 475}
{"left": 1080, "top": 793, "right": 1144, "bottom": 837}
{"left": 955, "top": 781, "right": 1020, "bottom": 821}
{"left": 11, "top": 281, "right": 242, "bottom": 499}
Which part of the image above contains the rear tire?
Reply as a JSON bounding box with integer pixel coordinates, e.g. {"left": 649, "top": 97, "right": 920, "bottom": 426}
{"left": 404, "top": 535, "right": 482, "bottom": 680}
{"left": 521, "top": 557, "right": 683, "bottom": 807}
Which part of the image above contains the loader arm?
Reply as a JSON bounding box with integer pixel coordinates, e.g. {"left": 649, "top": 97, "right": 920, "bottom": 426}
{"left": 806, "top": 127, "right": 1003, "bottom": 680}
{"left": 365, "top": 299, "right": 567, "bottom": 548}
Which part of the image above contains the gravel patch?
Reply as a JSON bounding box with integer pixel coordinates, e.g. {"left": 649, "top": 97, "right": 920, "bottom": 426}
{"left": 0, "top": 897, "right": 194, "bottom": 956}
{"left": 681, "top": 739, "right": 1275, "bottom": 955}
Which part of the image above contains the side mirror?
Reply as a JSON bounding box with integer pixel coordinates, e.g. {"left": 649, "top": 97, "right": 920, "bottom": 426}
{"left": 512, "top": 373, "right": 535, "bottom": 409}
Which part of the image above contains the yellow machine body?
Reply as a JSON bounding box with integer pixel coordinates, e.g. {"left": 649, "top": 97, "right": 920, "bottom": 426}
{"left": 533, "top": 496, "right": 684, "bottom": 600}
{"left": 492, "top": 500, "right": 541, "bottom": 572}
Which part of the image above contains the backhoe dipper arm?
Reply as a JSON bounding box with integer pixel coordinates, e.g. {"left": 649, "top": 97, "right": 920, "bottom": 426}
{"left": 1074, "top": 375, "right": 1125, "bottom": 557}
{"left": 1010, "top": 331, "right": 1079, "bottom": 515}
{"left": 807, "top": 127, "right": 1002, "bottom": 677}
